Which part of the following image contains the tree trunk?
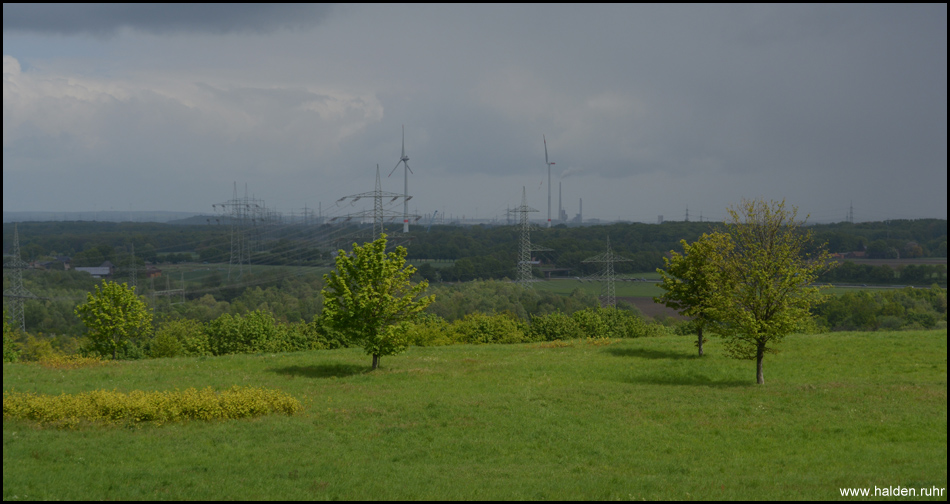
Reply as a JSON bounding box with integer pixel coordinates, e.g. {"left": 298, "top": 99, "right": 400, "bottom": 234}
{"left": 756, "top": 346, "right": 765, "bottom": 384}
{"left": 697, "top": 327, "right": 704, "bottom": 357}
{"left": 372, "top": 354, "right": 379, "bottom": 370}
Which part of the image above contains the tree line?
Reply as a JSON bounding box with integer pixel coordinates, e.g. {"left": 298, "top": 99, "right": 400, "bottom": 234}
{"left": 6, "top": 218, "right": 945, "bottom": 274}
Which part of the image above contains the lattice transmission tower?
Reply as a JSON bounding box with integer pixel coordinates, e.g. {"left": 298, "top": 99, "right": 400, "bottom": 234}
{"left": 213, "top": 183, "right": 268, "bottom": 280}
{"left": 509, "top": 187, "right": 552, "bottom": 289}
{"left": 330, "top": 165, "right": 420, "bottom": 245}
{"left": 3, "top": 224, "right": 40, "bottom": 331}
{"left": 582, "top": 236, "right": 634, "bottom": 307}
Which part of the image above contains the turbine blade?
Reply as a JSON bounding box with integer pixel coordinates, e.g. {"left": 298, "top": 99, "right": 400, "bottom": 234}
{"left": 543, "top": 134, "right": 549, "bottom": 165}
{"left": 401, "top": 125, "right": 406, "bottom": 157}
{"left": 389, "top": 161, "right": 400, "bottom": 177}
{"left": 405, "top": 162, "right": 413, "bottom": 174}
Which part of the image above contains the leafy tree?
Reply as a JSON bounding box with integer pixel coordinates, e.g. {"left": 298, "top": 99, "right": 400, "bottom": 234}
{"left": 707, "top": 199, "right": 834, "bottom": 384}
{"left": 655, "top": 232, "right": 733, "bottom": 356}
{"left": 75, "top": 281, "right": 152, "bottom": 359}
{"left": 322, "top": 235, "right": 434, "bottom": 369}
{"left": 3, "top": 309, "right": 21, "bottom": 363}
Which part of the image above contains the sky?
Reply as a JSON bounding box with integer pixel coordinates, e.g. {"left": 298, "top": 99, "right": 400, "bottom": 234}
{"left": 3, "top": 4, "right": 947, "bottom": 224}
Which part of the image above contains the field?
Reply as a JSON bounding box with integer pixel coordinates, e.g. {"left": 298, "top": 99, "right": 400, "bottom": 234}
{"left": 534, "top": 275, "right": 665, "bottom": 298}
{"left": 3, "top": 329, "right": 946, "bottom": 500}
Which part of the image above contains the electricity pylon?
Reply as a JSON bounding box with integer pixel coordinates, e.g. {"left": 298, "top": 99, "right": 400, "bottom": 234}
{"left": 509, "top": 187, "right": 552, "bottom": 289}
{"left": 3, "top": 224, "right": 39, "bottom": 331}
{"left": 582, "top": 236, "right": 633, "bottom": 307}
{"left": 213, "top": 183, "right": 267, "bottom": 280}
{"left": 331, "top": 165, "right": 420, "bottom": 242}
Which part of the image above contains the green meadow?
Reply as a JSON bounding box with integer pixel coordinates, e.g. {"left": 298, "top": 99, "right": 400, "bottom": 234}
{"left": 534, "top": 277, "right": 665, "bottom": 298}
{"left": 3, "top": 330, "right": 946, "bottom": 500}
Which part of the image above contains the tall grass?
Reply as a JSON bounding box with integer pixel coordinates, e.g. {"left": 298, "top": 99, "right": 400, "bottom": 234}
{"left": 3, "top": 330, "right": 946, "bottom": 500}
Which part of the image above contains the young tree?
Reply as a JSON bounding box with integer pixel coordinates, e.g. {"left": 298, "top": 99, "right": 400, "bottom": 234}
{"left": 3, "top": 309, "right": 21, "bottom": 363}
{"left": 709, "top": 199, "right": 833, "bottom": 384}
{"left": 321, "top": 235, "right": 434, "bottom": 369}
{"left": 75, "top": 281, "right": 152, "bottom": 359}
{"left": 655, "top": 232, "right": 733, "bottom": 356}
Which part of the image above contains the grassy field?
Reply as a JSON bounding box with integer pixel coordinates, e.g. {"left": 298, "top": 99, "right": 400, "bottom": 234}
{"left": 3, "top": 330, "right": 946, "bottom": 500}
{"left": 155, "top": 263, "right": 332, "bottom": 285}
{"left": 534, "top": 277, "right": 665, "bottom": 298}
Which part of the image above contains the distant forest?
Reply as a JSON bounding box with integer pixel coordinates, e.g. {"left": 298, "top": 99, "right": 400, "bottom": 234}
{"left": 3, "top": 218, "right": 947, "bottom": 285}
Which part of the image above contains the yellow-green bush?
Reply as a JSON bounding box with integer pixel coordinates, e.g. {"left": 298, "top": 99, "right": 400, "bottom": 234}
{"left": 3, "top": 386, "right": 301, "bottom": 428}
{"left": 36, "top": 355, "right": 110, "bottom": 370}
{"left": 453, "top": 312, "right": 527, "bottom": 345}
{"left": 406, "top": 314, "right": 457, "bottom": 347}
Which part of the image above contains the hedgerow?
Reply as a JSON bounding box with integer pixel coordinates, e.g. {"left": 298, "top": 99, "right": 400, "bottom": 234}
{"left": 3, "top": 386, "right": 301, "bottom": 428}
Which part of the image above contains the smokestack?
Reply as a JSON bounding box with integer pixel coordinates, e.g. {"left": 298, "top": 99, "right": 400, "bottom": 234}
{"left": 558, "top": 182, "right": 562, "bottom": 223}
{"left": 579, "top": 198, "right": 583, "bottom": 223}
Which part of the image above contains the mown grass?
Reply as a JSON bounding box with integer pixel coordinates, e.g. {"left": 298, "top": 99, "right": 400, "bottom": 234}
{"left": 3, "top": 330, "right": 946, "bottom": 500}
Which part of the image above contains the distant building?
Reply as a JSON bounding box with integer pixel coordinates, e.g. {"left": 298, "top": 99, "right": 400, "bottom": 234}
{"left": 75, "top": 261, "right": 115, "bottom": 279}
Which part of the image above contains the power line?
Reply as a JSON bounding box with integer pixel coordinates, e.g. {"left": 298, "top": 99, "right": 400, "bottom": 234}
{"left": 508, "top": 187, "right": 551, "bottom": 289}
{"left": 581, "top": 236, "right": 634, "bottom": 308}
{"left": 3, "top": 223, "right": 43, "bottom": 331}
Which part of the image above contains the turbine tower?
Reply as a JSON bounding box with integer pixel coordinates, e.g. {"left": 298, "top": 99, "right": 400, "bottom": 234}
{"left": 333, "top": 165, "right": 419, "bottom": 242}
{"left": 543, "top": 135, "right": 555, "bottom": 228}
{"left": 388, "top": 125, "right": 413, "bottom": 233}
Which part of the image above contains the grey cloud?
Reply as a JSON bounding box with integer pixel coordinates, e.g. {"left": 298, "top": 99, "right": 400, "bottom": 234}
{"left": 2, "top": 4, "right": 333, "bottom": 36}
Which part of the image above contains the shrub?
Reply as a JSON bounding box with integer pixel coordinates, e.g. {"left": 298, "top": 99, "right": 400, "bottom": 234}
{"left": 3, "top": 386, "right": 301, "bottom": 428}
{"left": 528, "top": 312, "right": 582, "bottom": 342}
{"left": 452, "top": 312, "right": 526, "bottom": 345}
{"left": 3, "top": 315, "right": 20, "bottom": 363}
{"left": 151, "top": 318, "right": 210, "bottom": 358}
{"left": 206, "top": 310, "right": 282, "bottom": 355}
{"left": 19, "top": 334, "right": 60, "bottom": 362}
{"left": 405, "top": 314, "right": 457, "bottom": 347}
{"left": 36, "top": 355, "right": 110, "bottom": 370}
{"left": 305, "top": 317, "right": 350, "bottom": 350}
{"left": 572, "top": 307, "right": 661, "bottom": 339}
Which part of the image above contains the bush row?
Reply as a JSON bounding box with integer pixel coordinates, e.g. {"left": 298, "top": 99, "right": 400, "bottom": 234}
{"left": 5, "top": 305, "right": 662, "bottom": 363}
{"left": 3, "top": 386, "right": 301, "bottom": 428}
{"left": 812, "top": 285, "right": 947, "bottom": 331}
{"left": 407, "top": 307, "right": 666, "bottom": 347}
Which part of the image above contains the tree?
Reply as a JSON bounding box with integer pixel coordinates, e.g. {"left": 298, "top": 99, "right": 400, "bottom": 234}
{"left": 707, "top": 199, "right": 833, "bottom": 384}
{"left": 3, "top": 309, "right": 21, "bottom": 363}
{"left": 75, "top": 281, "right": 152, "bottom": 359}
{"left": 321, "top": 235, "right": 434, "bottom": 369}
{"left": 655, "top": 232, "right": 733, "bottom": 356}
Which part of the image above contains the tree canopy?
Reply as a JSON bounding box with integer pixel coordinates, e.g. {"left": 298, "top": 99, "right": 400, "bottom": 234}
{"left": 74, "top": 281, "right": 152, "bottom": 359}
{"left": 655, "top": 232, "right": 733, "bottom": 356}
{"left": 321, "top": 235, "right": 434, "bottom": 369}
{"left": 707, "top": 199, "right": 834, "bottom": 384}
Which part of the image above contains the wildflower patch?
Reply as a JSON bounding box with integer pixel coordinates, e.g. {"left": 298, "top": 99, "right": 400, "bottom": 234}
{"left": 3, "top": 386, "right": 301, "bottom": 428}
{"left": 36, "top": 355, "right": 112, "bottom": 370}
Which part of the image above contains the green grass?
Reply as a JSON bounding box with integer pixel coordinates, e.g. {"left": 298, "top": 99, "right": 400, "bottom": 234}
{"left": 3, "top": 330, "right": 946, "bottom": 500}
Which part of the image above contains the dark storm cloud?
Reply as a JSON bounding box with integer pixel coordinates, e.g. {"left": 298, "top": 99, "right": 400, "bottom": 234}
{"left": 2, "top": 4, "right": 333, "bottom": 35}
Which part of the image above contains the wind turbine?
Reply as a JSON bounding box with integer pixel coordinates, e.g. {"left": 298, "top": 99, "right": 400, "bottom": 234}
{"left": 544, "top": 135, "right": 555, "bottom": 227}
{"left": 388, "top": 125, "right": 414, "bottom": 232}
